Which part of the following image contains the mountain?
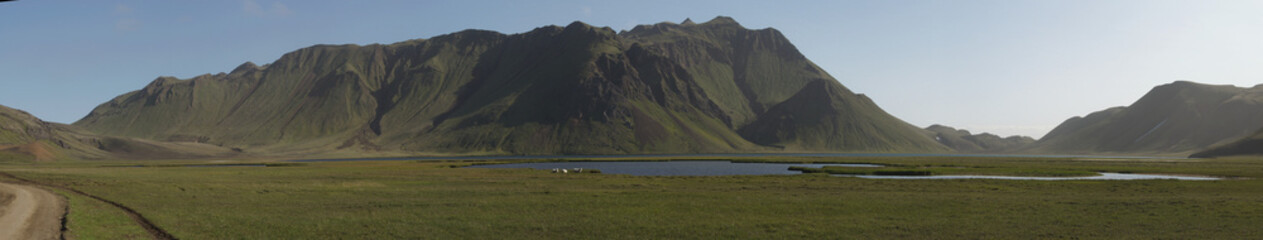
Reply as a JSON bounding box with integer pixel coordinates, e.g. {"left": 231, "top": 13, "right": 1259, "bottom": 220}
{"left": 924, "top": 125, "right": 1034, "bottom": 153}
{"left": 1190, "top": 127, "right": 1263, "bottom": 158}
{"left": 1, "top": 104, "right": 236, "bottom": 161}
{"left": 73, "top": 17, "right": 948, "bottom": 155}
{"left": 1028, "top": 81, "right": 1263, "bottom": 155}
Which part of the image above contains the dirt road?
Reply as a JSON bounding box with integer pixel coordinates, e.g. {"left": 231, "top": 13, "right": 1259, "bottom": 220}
{"left": 0, "top": 182, "right": 64, "bottom": 240}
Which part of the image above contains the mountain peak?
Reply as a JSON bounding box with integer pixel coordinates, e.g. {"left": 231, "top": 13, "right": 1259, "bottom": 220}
{"left": 1032, "top": 80, "right": 1263, "bottom": 154}
{"left": 231, "top": 61, "right": 259, "bottom": 74}
{"left": 1161, "top": 80, "right": 1210, "bottom": 89}
{"left": 925, "top": 124, "right": 1036, "bottom": 153}
{"left": 704, "top": 16, "right": 742, "bottom": 26}
{"left": 439, "top": 29, "right": 505, "bottom": 40}
{"left": 1146, "top": 80, "right": 1245, "bottom": 100}
{"left": 558, "top": 21, "right": 617, "bottom": 38}
{"left": 149, "top": 76, "right": 181, "bottom": 86}
{"left": 1157, "top": 80, "right": 1251, "bottom": 92}
{"left": 565, "top": 21, "right": 590, "bottom": 30}
{"left": 926, "top": 124, "right": 960, "bottom": 132}
{"left": 75, "top": 18, "right": 945, "bottom": 155}
{"left": 0, "top": 104, "right": 42, "bottom": 127}
{"left": 681, "top": 18, "right": 696, "bottom": 25}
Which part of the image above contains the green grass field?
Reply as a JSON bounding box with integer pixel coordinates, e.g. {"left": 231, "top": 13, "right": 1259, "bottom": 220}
{"left": 4, "top": 156, "right": 1263, "bottom": 239}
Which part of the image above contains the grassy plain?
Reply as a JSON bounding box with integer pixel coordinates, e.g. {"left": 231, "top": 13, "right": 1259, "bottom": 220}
{"left": 3, "top": 156, "right": 1263, "bottom": 239}
{"left": 54, "top": 189, "right": 151, "bottom": 239}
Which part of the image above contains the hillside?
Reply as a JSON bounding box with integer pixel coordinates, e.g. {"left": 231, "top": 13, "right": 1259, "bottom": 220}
{"left": 1, "top": 104, "right": 236, "bottom": 161}
{"left": 74, "top": 17, "right": 948, "bottom": 155}
{"left": 1028, "top": 81, "right": 1263, "bottom": 155}
{"left": 924, "top": 125, "right": 1034, "bottom": 153}
{"left": 1190, "top": 127, "right": 1263, "bottom": 158}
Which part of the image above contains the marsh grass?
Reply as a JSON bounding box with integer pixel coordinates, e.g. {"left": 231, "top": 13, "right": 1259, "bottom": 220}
{"left": 53, "top": 189, "right": 150, "bottom": 239}
{"left": 4, "top": 156, "right": 1263, "bottom": 239}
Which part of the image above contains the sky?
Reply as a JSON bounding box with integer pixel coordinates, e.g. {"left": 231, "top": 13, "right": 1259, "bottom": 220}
{"left": 3, "top": 0, "right": 1262, "bottom": 138}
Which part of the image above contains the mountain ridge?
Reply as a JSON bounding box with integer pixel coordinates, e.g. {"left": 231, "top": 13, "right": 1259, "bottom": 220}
{"left": 73, "top": 17, "right": 949, "bottom": 156}
{"left": 1028, "top": 81, "right": 1263, "bottom": 155}
{"left": 1, "top": 104, "right": 237, "bottom": 161}
{"left": 924, "top": 125, "right": 1034, "bottom": 153}
{"left": 1190, "top": 127, "right": 1263, "bottom": 158}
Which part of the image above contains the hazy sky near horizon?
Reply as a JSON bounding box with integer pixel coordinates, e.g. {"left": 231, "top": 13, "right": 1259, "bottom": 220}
{"left": 3, "top": 0, "right": 1262, "bottom": 138}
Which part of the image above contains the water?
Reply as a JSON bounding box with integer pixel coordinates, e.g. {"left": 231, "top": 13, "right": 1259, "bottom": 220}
{"left": 468, "top": 161, "right": 1221, "bottom": 180}
{"left": 183, "top": 164, "right": 269, "bottom": 168}
{"left": 466, "top": 161, "right": 882, "bottom": 176}
{"left": 108, "top": 164, "right": 271, "bottom": 168}
{"left": 292, "top": 153, "right": 1183, "bottom": 162}
{"left": 837, "top": 172, "right": 1220, "bottom": 181}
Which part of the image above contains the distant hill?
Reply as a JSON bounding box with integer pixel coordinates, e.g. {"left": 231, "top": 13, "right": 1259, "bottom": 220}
{"left": 1, "top": 104, "right": 236, "bottom": 161}
{"left": 1028, "top": 81, "right": 1263, "bottom": 155}
{"left": 74, "top": 17, "right": 948, "bottom": 155}
{"left": 1190, "top": 127, "right": 1263, "bottom": 158}
{"left": 924, "top": 125, "right": 1034, "bottom": 153}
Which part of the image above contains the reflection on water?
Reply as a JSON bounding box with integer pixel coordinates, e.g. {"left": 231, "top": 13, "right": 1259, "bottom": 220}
{"left": 838, "top": 172, "right": 1220, "bottom": 181}
{"left": 467, "top": 161, "right": 881, "bottom": 176}
{"left": 468, "top": 161, "right": 1221, "bottom": 180}
{"left": 183, "top": 164, "right": 269, "bottom": 168}
{"left": 293, "top": 153, "right": 1182, "bottom": 162}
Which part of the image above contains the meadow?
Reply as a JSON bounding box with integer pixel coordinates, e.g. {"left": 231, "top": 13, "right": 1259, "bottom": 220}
{"left": 3, "top": 156, "right": 1263, "bottom": 239}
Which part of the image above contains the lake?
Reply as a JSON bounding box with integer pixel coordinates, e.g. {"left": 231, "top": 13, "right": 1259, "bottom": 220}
{"left": 466, "top": 161, "right": 882, "bottom": 176}
{"left": 839, "top": 172, "right": 1220, "bottom": 181}
{"left": 293, "top": 152, "right": 1183, "bottom": 162}
{"left": 468, "top": 161, "right": 1221, "bottom": 180}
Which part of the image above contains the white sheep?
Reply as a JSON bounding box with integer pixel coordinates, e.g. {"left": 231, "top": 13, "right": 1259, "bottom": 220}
{"left": 561, "top": 169, "right": 568, "bottom": 173}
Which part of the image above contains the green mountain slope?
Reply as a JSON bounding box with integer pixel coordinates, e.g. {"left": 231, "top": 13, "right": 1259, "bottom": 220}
{"left": 1190, "top": 128, "right": 1263, "bottom": 158}
{"left": 75, "top": 17, "right": 947, "bottom": 155}
{"left": 1, "top": 104, "right": 236, "bottom": 161}
{"left": 1028, "top": 81, "right": 1263, "bottom": 155}
{"left": 737, "top": 80, "right": 947, "bottom": 152}
{"left": 924, "top": 125, "right": 1034, "bottom": 153}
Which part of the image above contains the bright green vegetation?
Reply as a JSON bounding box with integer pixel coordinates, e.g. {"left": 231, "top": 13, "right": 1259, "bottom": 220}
{"left": 54, "top": 189, "right": 151, "bottom": 239}
{"left": 0, "top": 128, "right": 22, "bottom": 145}
{"left": 0, "top": 148, "right": 35, "bottom": 162}
{"left": 73, "top": 17, "right": 947, "bottom": 156}
{"left": 5, "top": 156, "right": 1263, "bottom": 239}
{"left": 1031, "top": 81, "right": 1263, "bottom": 155}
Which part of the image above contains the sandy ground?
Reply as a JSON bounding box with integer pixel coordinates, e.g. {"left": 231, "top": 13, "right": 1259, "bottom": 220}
{"left": 0, "top": 182, "right": 64, "bottom": 240}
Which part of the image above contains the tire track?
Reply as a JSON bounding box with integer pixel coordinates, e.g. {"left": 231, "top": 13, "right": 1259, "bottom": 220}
{"left": 0, "top": 172, "right": 176, "bottom": 240}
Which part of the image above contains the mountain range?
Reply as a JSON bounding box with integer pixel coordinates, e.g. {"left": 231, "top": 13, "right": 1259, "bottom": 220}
{"left": 4, "top": 17, "right": 1262, "bottom": 161}
{"left": 1027, "top": 81, "right": 1263, "bottom": 155}
{"left": 69, "top": 17, "right": 948, "bottom": 157}
{"left": 1, "top": 104, "right": 237, "bottom": 161}
{"left": 924, "top": 125, "right": 1035, "bottom": 153}
{"left": 1191, "top": 127, "right": 1263, "bottom": 158}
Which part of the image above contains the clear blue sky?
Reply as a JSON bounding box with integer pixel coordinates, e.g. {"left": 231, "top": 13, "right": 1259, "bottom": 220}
{"left": 3, "top": 0, "right": 1262, "bottom": 138}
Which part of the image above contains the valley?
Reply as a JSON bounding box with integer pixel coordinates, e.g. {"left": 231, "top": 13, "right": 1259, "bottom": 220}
{"left": 2, "top": 155, "right": 1262, "bottom": 239}
{"left": 0, "top": 10, "right": 1261, "bottom": 239}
